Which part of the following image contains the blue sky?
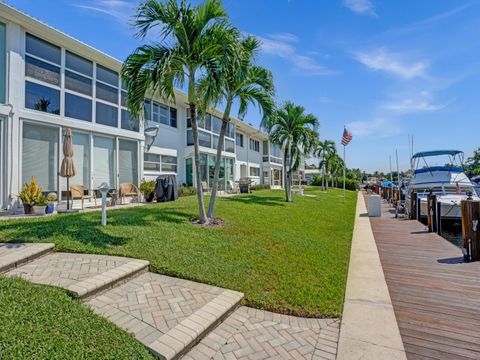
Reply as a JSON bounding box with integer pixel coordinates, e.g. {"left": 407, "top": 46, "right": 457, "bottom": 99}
{"left": 7, "top": 0, "right": 480, "bottom": 172}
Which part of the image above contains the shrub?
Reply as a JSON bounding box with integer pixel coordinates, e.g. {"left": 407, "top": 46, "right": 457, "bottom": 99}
{"left": 19, "top": 177, "right": 43, "bottom": 205}
{"left": 251, "top": 184, "right": 271, "bottom": 191}
{"left": 310, "top": 176, "right": 359, "bottom": 191}
{"left": 139, "top": 179, "right": 156, "bottom": 198}
{"left": 179, "top": 185, "right": 196, "bottom": 197}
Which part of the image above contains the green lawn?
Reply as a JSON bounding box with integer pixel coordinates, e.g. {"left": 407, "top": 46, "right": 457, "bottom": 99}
{"left": 0, "top": 275, "right": 154, "bottom": 359}
{"left": 0, "top": 187, "right": 356, "bottom": 317}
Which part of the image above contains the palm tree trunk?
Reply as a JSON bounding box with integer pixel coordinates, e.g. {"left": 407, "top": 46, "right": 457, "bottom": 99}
{"left": 207, "top": 101, "right": 231, "bottom": 220}
{"left": 321, "top": 159, "right": 325, "bottom": 191}
{"left": 190, "top": 102, "right": 208, "bottom": 224}
{"left": 284, "top": 145, "right": 292, "bottom": 202}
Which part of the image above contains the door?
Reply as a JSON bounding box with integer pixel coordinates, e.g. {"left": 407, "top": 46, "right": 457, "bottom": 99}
{"left": 0, "top": 118, "right": 4, "bottom": 209}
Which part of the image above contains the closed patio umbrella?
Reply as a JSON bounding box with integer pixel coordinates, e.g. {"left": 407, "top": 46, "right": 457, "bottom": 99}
{"left": 60, "top": 129, "right": 76, "bottom": 210}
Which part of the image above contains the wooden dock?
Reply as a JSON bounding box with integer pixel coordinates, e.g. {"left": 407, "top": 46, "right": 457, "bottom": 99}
{"left": 368, "top": 196, "right": 480, "bottom": 360}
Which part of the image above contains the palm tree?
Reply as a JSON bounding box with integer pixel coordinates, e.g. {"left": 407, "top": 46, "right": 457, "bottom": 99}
{"left": 329, "top": 154, "right": 344, "bottom": 188}
{"left": 314, "top": 140, "right": 335, "bottom": 191}
{"left": 200, "top": 36, "right": 274, "bottom": 220}
{"left": 263, "top": 102, "right": 319, "bottom": 202}
{"left": 122, "top": 0, "right": 234, "bottom": 224}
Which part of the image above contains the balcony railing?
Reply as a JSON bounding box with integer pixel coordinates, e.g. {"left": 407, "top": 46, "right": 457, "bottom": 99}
{"left": 262, "top": 156, "right": 283, "bottom": 165}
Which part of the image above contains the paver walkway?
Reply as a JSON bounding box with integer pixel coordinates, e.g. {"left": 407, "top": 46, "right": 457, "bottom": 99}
{"left": 370, "top": 198, "right": 480, "bottom": 359}
{"left": 0, "top": 244, "right": 340, "bottom": 359}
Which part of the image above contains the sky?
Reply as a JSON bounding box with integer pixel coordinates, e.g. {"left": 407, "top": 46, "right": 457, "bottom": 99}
{"left": 6, "top": 0, "right": 480, "bottom": 172}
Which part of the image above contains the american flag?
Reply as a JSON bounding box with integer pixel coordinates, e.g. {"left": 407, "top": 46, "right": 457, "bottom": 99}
{"left": 341, "top": 127, "right": 352, "bottom": 146}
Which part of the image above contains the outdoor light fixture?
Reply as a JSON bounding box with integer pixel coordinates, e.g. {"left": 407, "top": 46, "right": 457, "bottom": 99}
{"left": 98, "top": 182, "right": 110, "bottom": 226}
{"left": 144, "top": 126, "right": 160, "bottom": 151}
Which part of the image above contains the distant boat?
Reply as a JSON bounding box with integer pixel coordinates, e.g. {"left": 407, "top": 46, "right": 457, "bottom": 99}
{"left": 472, "top": 175, "right": 480, "bottom": 197}
{"left": 405, "top": 150, "right": 479, "bottom": 220}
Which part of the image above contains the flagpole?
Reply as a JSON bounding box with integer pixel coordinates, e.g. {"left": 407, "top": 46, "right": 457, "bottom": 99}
{"left": 343, "top": 144, "right": 346, "bottom": 198}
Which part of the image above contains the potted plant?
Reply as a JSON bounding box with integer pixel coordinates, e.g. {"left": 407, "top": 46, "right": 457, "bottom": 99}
{"left": 140, "top": 179, "right": 156, "bottom": 202}
{"left": 33, "top": 194, "right": 48, "bottom": 215}
{"left": 46, "top": 192, "right": 57, "bottom": 214}
{"left": 18, "top": 177, "right": 42, "bottom": 215}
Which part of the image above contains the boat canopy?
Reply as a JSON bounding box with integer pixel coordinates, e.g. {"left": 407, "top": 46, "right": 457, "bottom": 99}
{"left": 412, "top": 150, "right": 463, "bottom": 159}
{"left": 414, "top": 166, "right": 463, "bottom": 174}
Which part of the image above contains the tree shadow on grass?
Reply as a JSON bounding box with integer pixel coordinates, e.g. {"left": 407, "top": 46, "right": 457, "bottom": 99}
{"left": 222, "top": 194, "right": 286, "bottom": 207}
{"left": 0, "top": 207, "right": 196, "bottom": 249}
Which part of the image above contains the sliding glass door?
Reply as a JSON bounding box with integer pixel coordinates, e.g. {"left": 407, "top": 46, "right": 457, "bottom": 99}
{"left": 93, "top": 135, "right": 116, "bottom": 189}
{"left": 118, "top": 139, "right": 138, "bottom": 185}
{"left": 71, "top": 132, "right": 90, "bottom": 189}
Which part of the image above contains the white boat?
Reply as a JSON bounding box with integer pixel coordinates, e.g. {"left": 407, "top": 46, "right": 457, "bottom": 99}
{"left": 406, "top": 150, "right": 479, "bottom": 220}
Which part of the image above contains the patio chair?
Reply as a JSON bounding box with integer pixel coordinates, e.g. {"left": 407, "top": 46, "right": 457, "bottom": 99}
{"left": 119, "top": 183, "right": 141, "bottom": 204}
{"left": 70, "top": 184, "right": 97, "bottom": 210}
{"left": 201, "top": 181, "right": 210, "bottom": 194}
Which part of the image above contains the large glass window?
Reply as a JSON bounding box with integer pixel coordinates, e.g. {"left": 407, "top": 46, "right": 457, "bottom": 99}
{"left": 65, "top": 93, "right": 92, "bottom": 122}
{"left": 170, "top": 108, "right": 177, "bottom": 128}
{"left": 159, "top": 104, "right": 169, "bottom": 125}
{"left": 96, "top": 82, "right": 118, "bottom": 104}
{"left": 144, "top": 99, "right": 151, "bottom": 121}
{"left": 26, "top": 34, "right": 61, "bottom": 65}
{"left": 199, "top": 130, "right": 212, "bottom": 148}
{"left": 121, "top": 110, "right": 139, "bottom": 132}
{"left": 25, "top": 56, "right": 60, "bottom": 86}
{"left": 212, "top": 115, "right": 222, "bottom": 134}
{"left": 96, "top": 102, "right": 118, "bottom": 127}
{"left": 227, "top": 123, "right": 235, "bottom": 139}
{"left": 71, "top": 132, "right": 90, "bottom": 188}
{"left": 250, "top": 167, "right": 260, "bottom": 177}
{"left": 65, "top": 70, "right": 92, "bottom": 96}
{"left": 25, "top": 81, "right": 60, "bottom": 114}
{"left": 186, "top": 153, "right": 234, "bottom": 191}
{"left": 93, "top": 136, "right": 115, "bottom": 189}
{"left": 213, "top": 135, "right": 222, "bottom": 150}
{"left": 249, "top": 139, "right": 260, "bottom": 152}
{"left": 96, "top": 65, "right": 118, "bottom": 87}
{"left": 187, "top": 129, "right": 194, "bottom": 146}
{"left": 119, "top": 139, "right": 138, "bottom": 185}
{"left": 0, "top": 22, "right": 5, "bottom": 103}
{"left": 22, "top": 123, "right": 58, "bottom": 192}
{"left": 66, "top": 51, "right": 92, "bottom": 76}
{"left": 226, "top": 158, "right": 234, "bottom": 191}
{"left": 225, "top": 139, "right": 235, "bottom": 153}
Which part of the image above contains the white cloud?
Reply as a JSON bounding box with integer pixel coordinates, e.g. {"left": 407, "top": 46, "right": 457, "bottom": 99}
{"left": 347, "top": 118, "right": 400, "bottom": 138}
{"left": 343, "top": 0, "right": 376, "bottom": 17}
{"left": 258, "top": 33, "right": 336, "bottom": 76}
{"left": 382, "top": 91, "right": 448, "bottom": 114}
{"left": 355, "top": 48, "right": 429, "bottom": 79}
{"left": 74, "top": 0, "right": 134, "bottom": 21}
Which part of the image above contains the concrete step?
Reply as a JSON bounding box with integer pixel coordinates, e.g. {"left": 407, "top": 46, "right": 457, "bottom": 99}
{"left": 87, "top": 272, "right": 244, "bottom": 360}
{"left": 0, "top": 243, "right": 54, "bottom": 272}
{"left": 6, "top": 252, "right": 149, "bottom": 299}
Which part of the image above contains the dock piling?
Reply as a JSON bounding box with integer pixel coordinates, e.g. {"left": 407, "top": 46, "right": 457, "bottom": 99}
{"left": 427, "top": 194, "right": 437, "bottom": 233}
{"left": 461, "top": 200, "right": 480, "bottom": 261}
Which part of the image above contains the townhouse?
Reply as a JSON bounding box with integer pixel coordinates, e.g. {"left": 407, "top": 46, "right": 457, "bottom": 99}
{"left": 0, "top": 2, "right": 287, "bottom": 211}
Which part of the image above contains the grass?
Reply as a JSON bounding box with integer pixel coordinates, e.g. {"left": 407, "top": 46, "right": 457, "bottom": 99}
{"left": 0, "top": 187, "right": 357, "bottom": 318}
{"left": 0, "top": 275, "right": 155, "bottom": 359}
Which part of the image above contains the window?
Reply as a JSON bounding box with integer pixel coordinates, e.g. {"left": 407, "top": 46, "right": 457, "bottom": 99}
{"left": 204, "top": 113, "right": 212, "bottom": 131}
{"left": 65, "top": 70, "right": 92, "bottom": 96}
{"left": 151, "top": 101, "right": 177, "bottom": 128}
{"left": 144, "top": 153, "right": 160, "bottom": 171}
{"left": 96, "top": 82, "right": 118, "bottom": 104}
{"left": 65, "top": 93, "right": 92, "bottom": 122}
{"left": 96, "top": 64, "right": 118, "bottom": 87}
{"left": 225, "top": 139, "right": 235, "bottom": 153}
{"left": 25, "top": 81, "right": 60, "bottom": 114}
{"left": 227, "top": 123, "right": 235, "bottom": 139}
{"left": 22, "top": 123, "right": 58, "bottom": 192}
{"left": 93, "top": 136, "right": 115, "bottom": 189}
{"left": 170, "top": 108, "right": 177, "bottom": 128}
{"left": 96, "top": 102, "right": 118, "bottom": 127}
{"left": 71, "top": 132, "right": 90, "bottom": 188}
{"left": 185, "top": 158, "right": 193, "bottom": 186}
{"left": 121, "top": 90, "right": 127, "bottom": 107}
{"left": 236, "top": 133, "right": 244, "bottom": 147}
{"left": 199, "top": 130, "right": 212, "bottom": 148}
{"left": 271, "top": 143, "right": 282, "bottom": 158}
{"left": 212, "top": 115, "right": 222, "bottom": 134}
{"left": 119, "top": 139, "right": 138, "bottom": 185}
{"left": 25, "top": 56, "right": 60, "bottom": 86}
{"left": 213, "top": 135, "right": 223, "bottom": 150}
{"left": 161, "top": 156, "right": 177, "bottom": 172}
{"left": 144, "top": 99, "right": 151, "bottom": 121}
{"left": 26, "top": 34, "right": 61, "bottom": 65}
{"left": 250, "top": 167, "right": 260, "bottom": 177}
{"left": 121, "top": 109, "right": 139, "bottom": 132}
{"left": 66, "top": 51, "right": 93, "bottom": 76}
{"left": 187, "top": 129, "right": 194, "bottom": 146}
{"left": 0, "top": 22, "right": 5, "bottom": 103}
{"left": 249, "top": 139, "right": 260, "bottom": 152}
{"left": 144, "top": 154, "right": 177, "bottom": 173}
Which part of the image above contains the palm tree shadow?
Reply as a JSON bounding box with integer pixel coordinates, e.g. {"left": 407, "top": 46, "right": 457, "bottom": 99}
{"left": 223, "top": 194, "right": 286, "bottom": 207}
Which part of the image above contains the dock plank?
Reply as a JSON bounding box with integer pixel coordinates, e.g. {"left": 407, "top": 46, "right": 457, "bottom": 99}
{"left": 368, "top": 196, "right": 480, "bottom": 360}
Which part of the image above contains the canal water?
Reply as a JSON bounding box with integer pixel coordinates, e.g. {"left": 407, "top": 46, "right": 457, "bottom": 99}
{"left": 442, "top": 228, "right": 462, "bottom": 248}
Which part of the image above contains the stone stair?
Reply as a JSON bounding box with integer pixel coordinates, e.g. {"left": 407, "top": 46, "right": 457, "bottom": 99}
{"left": 1, "top": 244, "right": 244, "bottom": 360}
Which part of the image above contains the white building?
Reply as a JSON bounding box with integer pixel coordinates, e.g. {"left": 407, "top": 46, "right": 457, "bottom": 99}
{"left": 0, "top": 2, "right": 285, "bottom": 211}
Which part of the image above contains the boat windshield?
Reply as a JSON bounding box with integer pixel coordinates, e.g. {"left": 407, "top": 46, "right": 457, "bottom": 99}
{"left": 411, "top": 150, "right": 464, "bottom": 171}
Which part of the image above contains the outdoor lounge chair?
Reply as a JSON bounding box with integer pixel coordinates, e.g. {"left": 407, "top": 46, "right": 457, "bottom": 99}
{"left": 69, "top": 184, "right": 97, "bottom": 210}
{"left": 201, "top": 181, "right": 210, "bottom": 194}
{"left": 119, "top": 183, "right": 140, "bottom": 204}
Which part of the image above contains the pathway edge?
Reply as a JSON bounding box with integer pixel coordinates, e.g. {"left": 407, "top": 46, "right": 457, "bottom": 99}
{"left": 337, "top": 194, "right": 407, "bottom": 360}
